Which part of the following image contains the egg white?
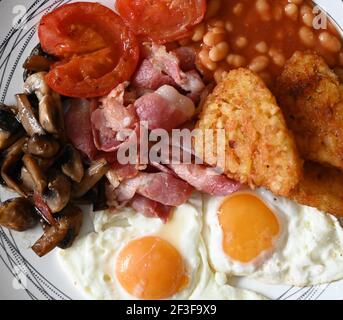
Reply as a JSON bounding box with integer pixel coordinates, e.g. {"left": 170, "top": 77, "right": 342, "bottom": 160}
{"left": 203, "top": 188, "right": 343, "bottom": 286}
{"left": 58, "top": 193, "right": 204, "bottom": 300}
{"left": 58, "top": 192, "right": 267, "bottom": 300}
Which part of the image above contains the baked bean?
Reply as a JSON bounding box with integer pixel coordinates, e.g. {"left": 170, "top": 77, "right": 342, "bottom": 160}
{"left": 199, "top": 48, "right": 218, "bottom": 71}
{"left": 248, "top": 55, "right": 269, "bottom": 73}
{"left": 235, "top": 36, "right": 248, "bottom": 49}
{"left": 255, "top": 41, "right": 269, "bottom": 53}
{"left": 233, "top": 3, "right": 244, "bottom": 16}
{"left": 269, "top": 48, "right": 285, "bottom": 67}
{"left": 256, "top": 0, "right": 271, "bottom": 21}
{"left": 209, "top": 41, "right": 230, "bottom": 62}
{"left": 319, "top": 31, "right": 342, "bottom": 53}
{"left": 273, "top": 6, "right": 283, "bottom": 21}
{"left": 284, "top": 3, "right": 298, "bottom": 21}
{"left": 214, "top": 68, "right": 228, "bottom": 83}
{"left": 289, "top": 0, "right": 303, "bottom": 5}
{"left": 225, "top": 21, "right": 233, "bottom": 32}
{"left": 192, "top": 23, "right": 206, "bottom": 42}
{"left": 205, "top": 0, "right": 221, "bottom": 20}
{"left": 300, "top": 4, "right": 312, "bottom": 15}
{"left": 208, "top": 19, "right": 225, "bottom": 28}
{"left": 203, "top": 31, "right": 225, "bottom": 46}
{"left": 211, "top": 26, "right": 226, "bottom": 34}
{"left": 226, "top": 54, "right": 247, "bottom": 68}
{"left": 302, "top": 13, "right": 314, "bottom": 28}
{"left": 299, "top": 26, "right": 315, "bottom": 47}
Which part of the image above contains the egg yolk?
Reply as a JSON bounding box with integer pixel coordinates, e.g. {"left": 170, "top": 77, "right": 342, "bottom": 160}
{"left": 115, "top": 236, "right": 188, "bottom": 300}
{"left": 218, "top": 193, "right": 280, "bottom": 263}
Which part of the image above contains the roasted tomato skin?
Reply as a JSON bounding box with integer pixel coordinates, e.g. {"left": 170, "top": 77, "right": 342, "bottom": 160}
{"left": 38, "top": 2, "right": 139, "bottom": 98}
{"left": 116, "top": 0, "right": 206, "bottom": 44}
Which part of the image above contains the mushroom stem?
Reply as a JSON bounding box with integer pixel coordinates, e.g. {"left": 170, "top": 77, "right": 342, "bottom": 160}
{"left": 1, "top": 137, "right": 27, "bottom": 197}
{"left": 22, "top": 154, "right": 47, "bottom": 194}
{"left": 24, "top": 72, "right": 65, "bottom": 138}
{"left": 72, "top": 158, "right": 108, "bottom": 198}
{"left": 15, "top": 94, "right": 45, "bottom": 136}
{"left": 31, "top": 204, "right": 83, "bottom": 257}
{"left": 61, "top": 145, "right": 84, "bottom": 183}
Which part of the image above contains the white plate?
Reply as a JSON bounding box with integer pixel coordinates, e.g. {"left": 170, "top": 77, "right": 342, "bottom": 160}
{"left": 0, "top": 0, "right": 343, "bottom": 300}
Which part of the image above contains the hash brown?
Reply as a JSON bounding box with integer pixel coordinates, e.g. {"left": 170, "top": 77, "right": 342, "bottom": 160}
{"left": 290, "top": 161, "right": 343, "bottom": 218}
{"left": 275, "top": 51, "right": 343, "bottom": 170}
{"left": 194, "top": 68, "right": 302, "bottom": 196}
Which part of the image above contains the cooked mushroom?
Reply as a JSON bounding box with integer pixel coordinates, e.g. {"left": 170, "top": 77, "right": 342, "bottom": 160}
{"left": 72, "top": 158, "right": 108, "bottom": 198}
{"left": 22, "top": 154, "right": 47, "bottom": 194}
{"left": 92, "top": 177, "right": 108, "bottom": 212}
{"left": 33, "top": 191, "right": 56, "bottom": 226}
{"left": 0, "top": 197, "right": 38, "bottom": 231}
{"left": 0, "top": 104, "right": 24, "bottom": 150}
{"left": 15, "top": 94, "right": 45, "bottom": 136}
{"left": 24, "top": 72, "right": 65, "bottom": 138}
{"left": 23, "top": 55, "right": 52, "bottom": 73}
{"left": 43, "top": 171, "right": 71, "bottom": 213}
{"left": 60, "top": 145, "right": 84, "bottom": 183}
{"left": 35, "top": 156, "right": 55, "bottom": 171}
{"left": 20, "top": 167, "right": 35, "bottom": 193}
{"left": 23, "top": 44, "right": 55, "bottom": 82}
{"left": 26, "top": 134, "right": 60, "bottom": 158}
{"left": 1, "top": 137, "right": 27, "bottom": 197}
{"left": 31, "top": 204, "right": 83, "bottom": 257}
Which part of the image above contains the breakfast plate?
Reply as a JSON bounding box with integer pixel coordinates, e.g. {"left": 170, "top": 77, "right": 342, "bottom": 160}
{"left": 0, "top": 0, "right": 343, "bottom": 300}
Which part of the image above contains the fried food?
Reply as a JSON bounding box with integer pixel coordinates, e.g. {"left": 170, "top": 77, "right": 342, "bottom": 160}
{"left": 290, "top": 161, "right": 343, "bottom": 217}
{"left": 275, "top": 51, "right": 343, "bottom": 170}
{"left": 194, "top": 68, "right": 302, "bottom": 196}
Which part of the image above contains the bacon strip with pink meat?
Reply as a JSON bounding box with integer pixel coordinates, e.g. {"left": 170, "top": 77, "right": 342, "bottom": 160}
{"left": 113, "top": 172, "right": 194, "bottom": 206}
{"left": 130, "top": 194, "right": 173, "bottom": 223}
{"left": 91, "top": 83, "right": 138, "bottom": 152}
{"left": 64, "top": 98, "right": 98, "bottom": 160}
{"left": 134, "top": 85, "right": 195, "bottom": 131}
{"left": 168, "top": 163, "right": 241, "bottom": 196}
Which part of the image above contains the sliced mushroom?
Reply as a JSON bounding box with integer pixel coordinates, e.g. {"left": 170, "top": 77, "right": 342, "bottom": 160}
{"left": 60, "top": 145, "right": 84, "bottom": 183}
{"left": 35, "top": 156, "right": 55, "bottom": 171}
{"left": 23, "top": 44, "right": 55, "bottom": 82}
{"left": 15, "top": 94, "right": 45, "bottom": 136}
{"left": 0, "top": 104, "right": 24, "bottom": 150}
{"left": 22, "top": 154, "right": 47, "bottom": 194}
{"left": 0, "top": 197, "right": 38, "bottom": 231}
{"left": 33, "top": 191, "right": 56, "bottom": 226}
{"left": 24, "top": 72, "right": 65, "bottom": 138}
{"left": 26, "top": 134, "right": 60, "bottom": 158}
{"left": 1, "top": 137, "right": 27, "bottom": 197}
{"left": 43, "top": 172, "right": 71, "bottom": 213}
{"left": 93, "top": 177, "right": 108, "bottom": 212}
{"left": 20, "top": 167, "right": 35, "bottom": 193}
{"left": 72, "top": 158, "right": 108, "bottom": 198}
{"left": 31, "top": 204, "right": 83, "bottom": 257}
{"left": 23, "top": 55, "right": 52, "bottom": 73}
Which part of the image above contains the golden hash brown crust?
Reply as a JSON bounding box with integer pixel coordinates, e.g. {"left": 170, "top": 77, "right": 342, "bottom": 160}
{"left": 290, "top": 161, "right": 343, "bottom": 217}
{"left": 275, "top": 51, "right": 343, "bottom": 170}
{"left": 194, "top": 68, "right": 302, "bottom": 196}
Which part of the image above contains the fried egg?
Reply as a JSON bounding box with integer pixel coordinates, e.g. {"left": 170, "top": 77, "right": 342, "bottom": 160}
{"left": 58, "top": 193, "right": 266, "bottom": 300}
{"left": 203, "top": 189, "right": 343, "bottom": 286}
